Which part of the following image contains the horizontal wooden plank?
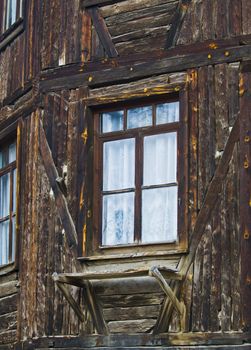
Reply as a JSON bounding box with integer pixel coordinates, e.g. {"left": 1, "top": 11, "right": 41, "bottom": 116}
{"left": 94, "top": 276, "right": 162, "bottom": 295}
{"left": 108, "top": 319, "right": 156, "bottom": 333}
{"left": 99, "top": 292, "right": 165, "bottom": 308}
{"left": 0, "top": 272, "right": 18, "bottom": 284}
{"left": 0, "top": 312, "right": 17, "bottom": 332}
{"left": 29, "top": 345, "right": 251, "bottom": 350}
{"left": 21, "top": 332, "right": 251, "bottom": 349}
{"left": 40, "top": 44, "right": 251, "bottom": 91}
{"left": 103, "top": 3, "right": 177, "bottom": 26}
{"left": 0, "top": 294, "right": 17, "bottom": 315}
{"left": 104, "top": 305, "right": 160, "bottom": 321}
{"left": 100, "top": 0, "right": 178, "bottom": 18}
{"left": 0, "top": 281, "right": 18, "bottom": 298}
{"left": 82, "top": 0, "right": 127, "bottom": 8}
{"left": 0, "top": 330, "right": 16, "bottom": 345}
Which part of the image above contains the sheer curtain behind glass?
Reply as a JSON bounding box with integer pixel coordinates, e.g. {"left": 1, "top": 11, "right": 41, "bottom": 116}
{"left": 0, "top": 141, "right": 16, "bottom": 266}
{"left": 102, "top": 139, "right": 135, "bottom": 246}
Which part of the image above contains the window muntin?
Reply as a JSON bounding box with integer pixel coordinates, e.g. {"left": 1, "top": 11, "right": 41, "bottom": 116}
{"left": 0, "top": 140, "right": 16, "bottom": 266}
{"left": 94, "top": 99, "right": 183, "bottom": 250}
{"left": 1, "top": 0, "right": 23, "bottom": 34}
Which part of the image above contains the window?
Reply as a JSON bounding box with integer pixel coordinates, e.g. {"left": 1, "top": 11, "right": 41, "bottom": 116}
{"left": 0, "top": 139, "right": 16, "bottom": 266}
{"left": 92, "top": 97, "right": 187, "bottom": 256}
{"left": 1, "top": 0, "right": 23, "bottom": 33}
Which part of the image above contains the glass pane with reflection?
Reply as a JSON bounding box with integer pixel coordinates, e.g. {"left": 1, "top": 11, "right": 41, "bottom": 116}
{"left": 12, "top": 216, "right": 16, "bottom": 262}
{"left": 103, "top": 139, "right": 135, "bottom": 191}
{"left": 156, "top": 102, "right": 179, "bottom": 125}
{"left": 142, "top": 186, "right": 178, "bottom": 243}
{"left": 13, "top": 169, "right": 17, "bottom": 212}
{"left": 102, "top": 192, "right": 134, "bottom": 246}
{"left": 143, "top": 132, "right": 177, "bottom": 186}
{"left": 9, "top": 142, "right": 16, "bottom": 163}
{"left": 0, "top": 220, "right": 9, "bottom": 265}
{"left": 0, "top": 174, "right": 10, "bottom": 218}
{"left": 101, "top": 110, "right": 124, "bottom": 133}
{"left": 127, "top": 106, "right": 152, "bottom": 129}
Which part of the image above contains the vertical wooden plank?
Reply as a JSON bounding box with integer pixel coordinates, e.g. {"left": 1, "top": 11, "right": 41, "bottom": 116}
{"left": 81, "top": 10, "right": 91, "bottom": 62}
{"left": 242, "top": 0, "right": 251, "bottom": 35}
{"left": 215, "top": 64, "right": 229, "bottom": 152}
{"left": 201, "top": 225, "right": 212, "bottom": 331}
{"left": 198, "top": 66, "right": 214, "bottom": 208}
{"left": 228, "top": 145, "right": 241, "bottom": 331}
{"left": 191, "top": 238, "right": 204, "bottom": 331}
{"left": 201, "top": 0, "right": 213, "bottom": 41}
{"left": 191, "top": 0, "right": 202, "bottom": 43}
{"left": 188, "top": 69, "right": 198, "bottom": 237}
{"left": 220, "top": 165, "right": 232, "bottom": 331}
{"left": 215, "top": 0, "right": 229, "bottom": 39}
{"left": 240, "top": 71, "right": 251, "bottom": 330}
{"left": 228, "top": 63, "right": 240, "bottom": 127}
{"left": 76, "top": 88, "right": 89, "bottom": 257}
{"left": 210, "top": 201, "right": 221, "bottom": 331}
{"left": 229, "top": 0, "right": 241, "bottom": 37}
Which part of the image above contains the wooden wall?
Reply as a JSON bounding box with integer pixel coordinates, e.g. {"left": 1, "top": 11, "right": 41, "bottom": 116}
{"left": 0, "top": 0, "right": 250, "bottom": 347}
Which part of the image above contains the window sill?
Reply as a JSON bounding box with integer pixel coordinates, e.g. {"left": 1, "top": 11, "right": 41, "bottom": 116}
{"left": 0, "top": 262, "right": 17, "bottom": 276}
{"left": 78, "top": 248, "right": 187, "bottom": 263}
{"left": 0, "top": 18, "right": 24, "bottom": 52}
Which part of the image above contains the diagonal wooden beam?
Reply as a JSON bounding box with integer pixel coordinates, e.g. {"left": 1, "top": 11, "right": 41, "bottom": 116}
{"left": 39, "top": 120, "right": 78, "bottom": 250}
{"left": 166, "top": 0, "right": 192, "bottom": 49}
{"left": 149, "top": 267, "right": 184, "bottom": 316}
{"left": 153, "top": 115, "right": 240, "bottom": 334}
{"left": 181, "top": 114, "right": 240, "bottom": 277}
{"left": 53, "top": 273, "right": 85, "bottom": 322}
{"left": 82, "top": 0, "right": 126, "bottom": 8}
{"left": 39, "top": 119, "right": 108, "bottom": 334}
{"left": 88, "top": 6, "right": 118, "bottom": 58}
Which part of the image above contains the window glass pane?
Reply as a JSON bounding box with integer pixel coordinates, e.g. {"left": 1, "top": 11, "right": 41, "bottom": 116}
{"left": 11, "top": 0, "right": 17, "bottom": 25}
{"left": 0, "top": 173, "right": 10, "bottom": 218}
{"left": 0, "top": 220, "right": 9, "bottom": 265}
{"left": 9, "top": 142, "right": 16, "bottom": 163}
{"left": 11, "top": 216, "right": 16, "bottom": 262}
{"left": 101, "top": 111, "right": 124, "bottom": 133}
{"left": 142, "top": 186, "right": 178, "bottom": 243}
{"left": 102, "top": 192, "right": 134, "bottom": 246}
{"left": 19, "top": 0, "right": 23, "bottom": 17}
{"left": 13, "top": 168, "right": 17, "bottom": 212}
{"left": 156, "top": 102, "right": 179, "bottom": 125}
{"left": 103, "top": 139, "right": 135, "bottom": 191}
{"left": 127, "top": 106, "right": 152, "bottom": 129}
{"left": 0, "top": 152, "right": 2, "bottom": 169}
{"left": 143, "top": 132, "right": 177, "bottom": 186}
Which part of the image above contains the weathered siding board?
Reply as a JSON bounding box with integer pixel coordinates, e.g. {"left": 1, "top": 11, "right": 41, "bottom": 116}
{"left": 98, "top": 0, "right": 178, "bottom": 56}
{"left": 240, "top": 71, "right": 251, "bottom": 331}
{"left": 177, "top": 0, "right": 249, "bottom": 45}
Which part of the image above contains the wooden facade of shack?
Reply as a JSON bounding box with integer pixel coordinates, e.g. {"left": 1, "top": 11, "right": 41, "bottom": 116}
{"left": 0, "top": 0, "right": 251, "bottom": 349}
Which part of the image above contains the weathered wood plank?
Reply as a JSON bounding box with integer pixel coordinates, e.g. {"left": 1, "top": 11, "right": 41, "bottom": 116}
{"left": 240, "top": 71, "right": 251, "bottom": 330}
{"left": 88, "top": 7, "right": 118, "bottom": 58}
{"left": 39, "top": 120, "right": 78, "bottom": 249}
{"left": 0, "top": 281, "right": 18, "bottom": 298}
{"left": 0, "top": 294, "right": 17, "bottom": 316}
{"left": 166, "top": 0, "right": 191, "bottom": 48}
{"left": 40, "top": 44, "right": 251, "bottom": 91}
{"left": 99, "top": 293, "right": 164, "bottom": 308}
{"left": 108, "top": 319, "right": 156, "bottom": 333}
{"left": 0, "top": 312, "right": 17, "bottom": 333}
{"left": 83, "top": 0, "right": 127, "bottom": 8}
{"left": 20, "top": 332, "right": 250, "bottom": 349}
{"left": 103, "top": 305, "right": 160, "bottom": 321}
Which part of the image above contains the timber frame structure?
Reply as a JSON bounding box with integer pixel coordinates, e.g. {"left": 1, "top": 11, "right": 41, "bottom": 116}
{"left": 0, "top": 0, "right": 251, "bottom": 349}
